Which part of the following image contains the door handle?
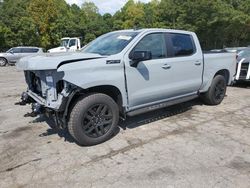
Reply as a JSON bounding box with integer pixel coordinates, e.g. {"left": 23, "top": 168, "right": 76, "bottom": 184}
{"left": 195, "top": 61, "right": 201, "bottom": 66}
{"left": 162, "top": 64, "right": 171, "bottom": 69}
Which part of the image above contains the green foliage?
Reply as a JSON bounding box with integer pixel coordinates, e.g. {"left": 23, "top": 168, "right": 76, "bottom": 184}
{"left": 0, "top": 0, "right": 249, "bottom": 51}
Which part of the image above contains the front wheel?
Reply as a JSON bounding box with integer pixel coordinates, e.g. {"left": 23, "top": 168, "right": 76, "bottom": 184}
{"left": 68, "top": 93, "right": 119, "bottom": 146}
{"left": 201, "top": 75, "right": 227, "bottom": 105}
{"left": 0, "top": 57, "right": 7, "bottom": 67}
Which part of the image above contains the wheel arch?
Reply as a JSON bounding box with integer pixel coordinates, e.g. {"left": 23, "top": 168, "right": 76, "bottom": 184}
{"left": 65, "top": 85, "right": 125, "bottom": 121}
{"left": 86, "top": 85, "right": 123, "bottom": 109}
{"left": 214, "top": 69, "right": 230, "bottom": 84}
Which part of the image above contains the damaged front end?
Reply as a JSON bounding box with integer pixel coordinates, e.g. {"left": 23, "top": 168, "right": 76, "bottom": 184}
{"left": 18, "top": 70, "right": 77, "bottom": 128}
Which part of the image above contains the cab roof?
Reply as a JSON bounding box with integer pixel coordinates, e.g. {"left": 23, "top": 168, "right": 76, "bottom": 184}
{"left": 113, "top": 28, "right": 195, "bottom": 35}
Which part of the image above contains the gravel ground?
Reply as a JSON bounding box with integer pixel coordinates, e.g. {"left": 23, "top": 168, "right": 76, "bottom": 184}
{"left": 0, "top": 66, "right": 250, "bottom": 188}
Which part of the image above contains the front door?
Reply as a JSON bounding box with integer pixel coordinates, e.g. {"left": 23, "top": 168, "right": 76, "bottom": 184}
{"left": 9, "top": 48, "right": 22, "bottom": 63}
{"left": 68, "top": 39, "right": 77, "bottom": 51}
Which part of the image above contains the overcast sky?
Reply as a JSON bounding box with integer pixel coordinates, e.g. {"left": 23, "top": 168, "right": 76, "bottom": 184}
{"left": 65, "top": 0, "right": 151, "bottom": 15}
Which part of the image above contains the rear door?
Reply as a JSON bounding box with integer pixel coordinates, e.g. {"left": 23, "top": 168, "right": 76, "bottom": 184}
{"left": 21, "top": 48, "right": 39, "bottom": 57}
{"left": 163, "top": 33, "right": 203, "bottom": 96}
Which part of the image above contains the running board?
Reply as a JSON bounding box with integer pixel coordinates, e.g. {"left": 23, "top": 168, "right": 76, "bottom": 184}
{"left": 126, "top": 94, "right": 198, "bottom": 116}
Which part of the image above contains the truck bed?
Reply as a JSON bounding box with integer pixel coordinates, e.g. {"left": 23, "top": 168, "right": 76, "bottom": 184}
{"left": 200, "top": 52, "right": 236, "bottom": 92}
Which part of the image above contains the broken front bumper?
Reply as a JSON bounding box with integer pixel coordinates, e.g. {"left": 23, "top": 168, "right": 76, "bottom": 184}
{"left": 20, "top": 90, "right": 70, "bottom": 129}
{"left": 20, "top": 89, "right": 68, "bottom": 115}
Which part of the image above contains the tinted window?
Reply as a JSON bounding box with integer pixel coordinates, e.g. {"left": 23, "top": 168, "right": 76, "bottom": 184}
{"left": 60, "top": 39, "right": 69, "bottom": 47}
{"left": 21, "top": 48, "right": 39, "bottom": 53}
{"left": 69, "top": 39, "right": 76, "bottom": 47}
{"left": 168, "top": 33, "right": 195, "bottom": 57}
{"left": 133, "top": 33, "right": 166, "bottom": 59}
{"left": 12, "top": 48, "right": 22, "bottom": 53}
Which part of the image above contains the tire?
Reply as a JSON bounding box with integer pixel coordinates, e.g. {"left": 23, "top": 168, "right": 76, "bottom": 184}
{"left": 68, "top": 93, "right": 119, "bottom": 146}
{"left": 0, "top": 57, "right": 7, "bottom": 67}
{"left": 201, "top": 75, "right": 227, "bottom": 105}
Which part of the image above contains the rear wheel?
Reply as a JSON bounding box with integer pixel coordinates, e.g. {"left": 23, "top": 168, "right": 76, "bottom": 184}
{"left": 201, "top": 75, "right": 227, "bottom": 105}
{"left": 68, "top": 93, "right": 119, "bottom": 146}
{"left": 0, "top": 58, "right": 7, "bottom": 67}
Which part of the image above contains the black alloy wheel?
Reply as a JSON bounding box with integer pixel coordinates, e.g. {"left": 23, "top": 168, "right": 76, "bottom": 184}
{"left": 201, "top": 75, "right": 227, "bottom": 105}
{"left": 82, "top": 104, "right": 113, "bottom": 138}
{"left": 68, "top": 93, "right": 119, "bottom": 146}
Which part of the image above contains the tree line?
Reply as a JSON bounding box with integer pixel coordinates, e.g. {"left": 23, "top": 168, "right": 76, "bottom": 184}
{"left": 0, "top": 0, "right": 249, "bottom": 51}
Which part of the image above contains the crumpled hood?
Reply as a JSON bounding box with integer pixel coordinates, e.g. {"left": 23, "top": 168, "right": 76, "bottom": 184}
{"left": 16, "top": 52, "right": 104, "bottom": 70}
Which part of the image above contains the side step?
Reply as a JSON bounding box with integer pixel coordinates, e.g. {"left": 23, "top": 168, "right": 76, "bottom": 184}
{"left": 127, "top": 94, "right": 198, "bottom": 116}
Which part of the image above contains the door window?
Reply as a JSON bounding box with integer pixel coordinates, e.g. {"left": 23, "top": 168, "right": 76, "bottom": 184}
{"left": 11, "top": 48, "right": 22, "bottom": 53}
{"left": 21, "top": 48, "right": 39, "bottom": 53}
{"left": 167, "top": 33, "right": 196, "bottom": 57}
{"left": 133, "top": 33, "right": 167, "bottom": 59}
{"left": 69, "top": 39, "right": 76, "bottom": 47}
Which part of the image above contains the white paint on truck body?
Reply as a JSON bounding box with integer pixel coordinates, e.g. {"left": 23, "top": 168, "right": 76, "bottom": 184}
{"left": 17, "top": 29, "right": 236, "bottom": 112}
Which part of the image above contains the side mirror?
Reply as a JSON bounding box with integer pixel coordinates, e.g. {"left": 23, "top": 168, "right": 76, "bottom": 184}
{"left": 129, "top": 51, "right": 152, "bottom": 67}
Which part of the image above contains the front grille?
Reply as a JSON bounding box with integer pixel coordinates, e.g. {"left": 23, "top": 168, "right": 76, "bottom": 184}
{"left": 239, "top": 62, "right": 249, "bottom": 80}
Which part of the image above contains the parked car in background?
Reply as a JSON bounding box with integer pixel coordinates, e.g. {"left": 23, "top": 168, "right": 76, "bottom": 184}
{"left": 0, "top": 47, "right": 43, "bottom": 67}
{"left": 235, "top": 48, "right": 250, "bottom": 82}
{"left": 224, "top": 47, "right": 247, "bottom": 53}
{"left": 237, "top": 47, "right": 250, "bottom": 61}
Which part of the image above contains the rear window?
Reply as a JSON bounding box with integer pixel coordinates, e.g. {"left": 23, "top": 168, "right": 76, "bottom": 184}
{"left": 21, "top": 48, "right": 39, "bottom": 53}
{"left": 167, "top": 33, "right": 196, "bottom": 57}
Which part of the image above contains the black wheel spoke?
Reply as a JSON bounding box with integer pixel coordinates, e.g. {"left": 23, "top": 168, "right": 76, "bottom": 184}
{"left": 86, "top": 114, "right": 94, "bottom": 121}
{"left": 100, "top": 105, "right": 108, "bottom": 115}
{"left": 81, "top": 103, "right": 113, "bottom": 138}
{"left": 95, "top": 127, "right": 102, "bottom": 136}
{"left": 99, "top": 124, "right": 105, "bottom": 134}
{"left": 103, "top": 115, "right": 112, "bottom": 119}
{"left": 86, "top": 126, "right": 95, "bottom": 134}
{"left": 103, "top": 119, "right": 112, "bottom": 124}
{"left": 84, "top": 121, "right": 92, "bottom": 129}
{"left": 96, "top": 104, "right": 104, "bottom": 114}
{"left": 88, "top": 109, "right": 96, "bottom": 116}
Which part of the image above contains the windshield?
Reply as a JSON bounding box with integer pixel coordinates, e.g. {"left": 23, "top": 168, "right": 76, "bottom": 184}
{"left": 60, "top": 39, "right": 69, "bottom": 47}
{"left": 82, "top": 32, "right": 139, "bottom": 56}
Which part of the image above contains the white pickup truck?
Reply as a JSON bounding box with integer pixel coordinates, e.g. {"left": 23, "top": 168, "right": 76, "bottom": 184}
{"left": 48, "top": 37, "right": 81, "bottom": 53}
{"left": 17, "top": 29, "right": 236, "bottom": 146}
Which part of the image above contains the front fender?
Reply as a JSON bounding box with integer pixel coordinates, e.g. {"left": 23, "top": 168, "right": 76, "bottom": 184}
{"left": 58, "top": 59, "right": 128, "bottom": 107}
